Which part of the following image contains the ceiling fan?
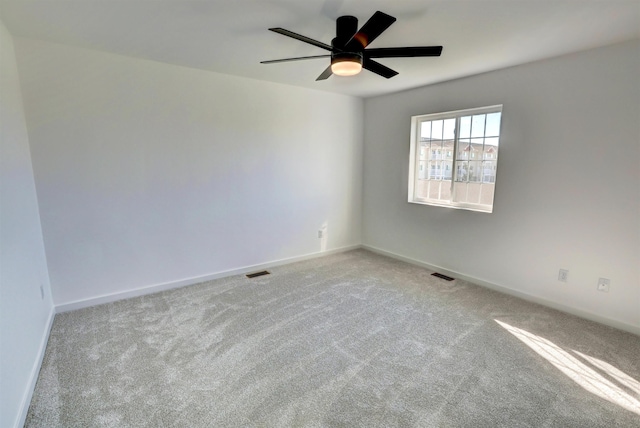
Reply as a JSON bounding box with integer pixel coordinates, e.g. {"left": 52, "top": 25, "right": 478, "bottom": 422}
{"left": 261, "top": 11, "right": 443, "bottom": 81}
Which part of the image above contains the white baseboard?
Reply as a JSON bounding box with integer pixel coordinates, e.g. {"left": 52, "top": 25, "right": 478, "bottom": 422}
{"left": 55, "top": 242, "right": 640, "bottom": 335}
{"left": 362, "top": 244, "right": 640, "bottom": 337}
{"left": 16, "top": 306, "right": 55, "bottom": 428}
{"left": 56, "top": 245, "right": 362, "bottom": 313}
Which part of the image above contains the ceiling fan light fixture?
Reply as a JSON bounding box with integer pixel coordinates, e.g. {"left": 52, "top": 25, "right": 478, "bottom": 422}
{"left": 263, "top": 11, "right": 443, "bottom": 81}
{"left": 331, "top": 52, "right": 363, "bottom": 76}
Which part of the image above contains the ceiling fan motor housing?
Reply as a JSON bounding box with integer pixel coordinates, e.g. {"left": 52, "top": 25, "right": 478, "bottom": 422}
{"left": 330, "top": 15, "right": 363, "bottom": 75}
{"left": 331, "top": 51, "right": 363, "bottom": 65}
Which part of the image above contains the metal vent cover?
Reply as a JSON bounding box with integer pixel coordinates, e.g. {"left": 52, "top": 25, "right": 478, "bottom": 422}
{"left": 431, "top": 272, "right": 454, "bottom": 281}
{"left": 246, "top": 270, "right": 270, "bottom": 279}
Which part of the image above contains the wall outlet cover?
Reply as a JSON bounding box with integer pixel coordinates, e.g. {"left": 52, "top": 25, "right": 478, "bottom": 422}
{"left": 558, "top": 269, "right": 569, "bottom": 282}
{"left": 597, "top": 278, "right": 610, "bottom": 292}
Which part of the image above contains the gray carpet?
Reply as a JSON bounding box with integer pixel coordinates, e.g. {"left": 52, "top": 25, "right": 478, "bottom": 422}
{"left": 26, "top": 249, "right": 640, "bottom": 427}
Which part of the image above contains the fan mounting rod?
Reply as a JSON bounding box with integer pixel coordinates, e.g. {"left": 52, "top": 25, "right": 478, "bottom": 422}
{"left": 335, "top": 15, "right": 358, "bottom": 47}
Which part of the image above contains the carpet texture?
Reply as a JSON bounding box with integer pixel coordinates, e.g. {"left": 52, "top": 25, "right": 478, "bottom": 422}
{"left": 25, "top": 250, "right": 640, "bottom": 427}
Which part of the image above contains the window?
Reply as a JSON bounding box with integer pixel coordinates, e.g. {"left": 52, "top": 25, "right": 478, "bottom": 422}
{"left": 408, "top": 105, "right": 502, "bottom": 213}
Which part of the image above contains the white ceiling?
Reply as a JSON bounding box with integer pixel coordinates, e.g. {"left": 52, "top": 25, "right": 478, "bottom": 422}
{"left": 1, "top": 0, "right": 639, "bottom": 98}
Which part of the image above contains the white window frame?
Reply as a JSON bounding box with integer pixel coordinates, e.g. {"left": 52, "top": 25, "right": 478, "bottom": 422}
{"left": 408, "top": 105, "right": 503, "bottom": 213}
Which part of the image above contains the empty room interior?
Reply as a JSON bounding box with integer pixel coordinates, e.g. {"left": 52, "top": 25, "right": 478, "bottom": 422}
{"left": 1, "top": 1, "right": 639, "bottom": 427}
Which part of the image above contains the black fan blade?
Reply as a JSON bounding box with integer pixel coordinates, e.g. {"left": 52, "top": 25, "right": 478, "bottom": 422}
{"left": 316, "top": 65, "right": 333, "bottom": 81}
{"left": 365, "top": 46, "right": 443, "bottom": 59}
{"left": 269, "top": 28, "right": 333, "bottom": 51}
{"left": 346, "top": 11, "right": 396, "bottom": 50}
{"left": 261, "top": 55, "right": 330, "bottom": 64}
{"left": 363, "top": 59, "right": 398, "bottom": 79}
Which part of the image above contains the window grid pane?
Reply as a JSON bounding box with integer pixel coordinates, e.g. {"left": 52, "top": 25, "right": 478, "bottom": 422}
{"left": 411, "top": 106, "right": 502, "bottom": 212}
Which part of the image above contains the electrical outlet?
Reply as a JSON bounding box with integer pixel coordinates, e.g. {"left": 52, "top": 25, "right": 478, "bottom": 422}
{"left": 597, "top": 278, "right": 610, "bottom": 293}
{"left": 40, "top": 284, "right": 45, "bottom": 299}
{"left": 318, "top": 230, "right": 324, "bottom": 238}
{"left": 558, "top": 269, "right": 568, "bottom": 282}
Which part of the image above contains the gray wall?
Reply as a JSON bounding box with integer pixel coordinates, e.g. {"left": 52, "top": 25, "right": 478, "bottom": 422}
{"left": 0, "top": 21, "right": 54, "bottom": 428}
{"left": 15, "top": 38, "right": 363, "bottom": 308}
{"left": 363, "top": 40, "right": 640, "bottom": 331}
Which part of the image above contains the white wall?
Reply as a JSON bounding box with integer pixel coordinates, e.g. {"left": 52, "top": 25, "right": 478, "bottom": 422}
{"left": 363, "top": 40, "right": 640, "bottom": 332}
{"left": 14, "top": 38, "right": 363, "bottom": 308}
{"left": 0, "top": 21, "right": 54, "bottom": 428}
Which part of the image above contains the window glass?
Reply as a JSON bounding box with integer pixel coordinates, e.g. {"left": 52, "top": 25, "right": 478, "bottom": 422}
{"left": 459, "top": 116, "right": 471, "bottom": 138}
{"left": 471, "top": 114, "right": 486, "bottom": 138}
{"left": 409, "top": 105, "right": 502, "bottom": 213}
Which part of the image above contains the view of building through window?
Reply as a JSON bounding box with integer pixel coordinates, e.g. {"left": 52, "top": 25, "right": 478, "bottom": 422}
{"left": 409, "top": 106, "right": 502, "bottom": 212}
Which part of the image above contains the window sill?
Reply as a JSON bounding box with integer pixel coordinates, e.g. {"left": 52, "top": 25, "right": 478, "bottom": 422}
{"left": 408, "top": 199, "right": 493, "bottom": 213}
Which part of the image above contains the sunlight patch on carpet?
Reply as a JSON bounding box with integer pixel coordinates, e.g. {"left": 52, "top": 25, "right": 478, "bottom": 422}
{"left": 495, "top": 319, "right": 640, "bottom": 416}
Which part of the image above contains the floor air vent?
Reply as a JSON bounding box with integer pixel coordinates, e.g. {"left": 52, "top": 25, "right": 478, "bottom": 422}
{"left": 432, "top": 272, "right": 455, "bottom": 281}
{"left": 246, "top": 270, "right": 270, "bottom": 279}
